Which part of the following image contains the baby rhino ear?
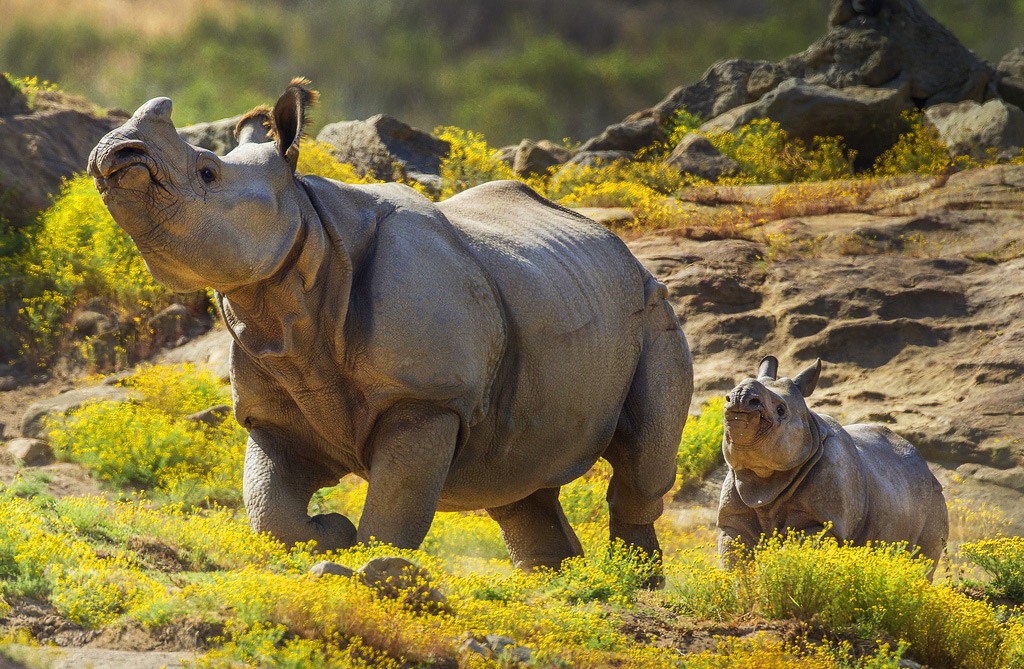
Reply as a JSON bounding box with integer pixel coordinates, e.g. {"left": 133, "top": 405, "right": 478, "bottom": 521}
{"left": 792, "top": 358, "right": 822, "bottom": 397}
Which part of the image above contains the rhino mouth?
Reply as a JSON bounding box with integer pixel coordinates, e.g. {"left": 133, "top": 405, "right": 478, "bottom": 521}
{"left": 724, "top": 408, "right": 775, "bottom": 446}
{"left": 91, "top": 141, "right": 161, "bottom": 195}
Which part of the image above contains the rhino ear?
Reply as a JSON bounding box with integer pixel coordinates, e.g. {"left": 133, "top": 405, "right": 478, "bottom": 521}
{"left": 271, "top": 77, "right": 319, "bottom": 171}
{"left": 234, "top": 105, "right": 272, "bottom": 145}
{"left": 792, "top": 358, "right": 822, "bottom": 397}
{"left": 757, "top": 356, "right": 778, "bottom": 380}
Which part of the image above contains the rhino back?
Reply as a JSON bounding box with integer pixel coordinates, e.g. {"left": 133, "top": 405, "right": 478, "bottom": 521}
{"left": 435, "top": 181, "right": 648, "bottom": 507}
{"left": 845, "top": 423, "right": 944, "bottom": 545}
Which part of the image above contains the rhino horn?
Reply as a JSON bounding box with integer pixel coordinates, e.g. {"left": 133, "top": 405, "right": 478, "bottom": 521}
{"left": 757, "top": 356, "right": 778, "bottom": 380}
{"left": 271, "top": 77, "right": 319, "bottom": 171}
{"left": 792, "top": 358, "right": 822, "bottom": 397}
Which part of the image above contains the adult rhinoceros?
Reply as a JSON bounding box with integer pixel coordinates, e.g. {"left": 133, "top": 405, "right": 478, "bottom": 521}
{"left": 87, "top": 79, "right": 693, "bottom": 575}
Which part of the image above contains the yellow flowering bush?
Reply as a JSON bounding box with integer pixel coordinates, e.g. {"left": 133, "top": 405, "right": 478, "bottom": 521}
{"left": 872, "top": 111, "right": 960, "bottom": 177}
{"left": 678, "top": 396, "right": 725, "bottom": 483}
{"left": 12, "top": 174, "right": 170, "bottom": 367}
{"left": 436, "top": 125, "right": 516, "bottom": 199}
{"left": 47, "top": 364, "right": 246, "bottom": 504}
{"left": 962, "top": 536, "right": 1024, "bottom": 602}
{"left": 297, "top": 138, "right": 383, "bottom": 184}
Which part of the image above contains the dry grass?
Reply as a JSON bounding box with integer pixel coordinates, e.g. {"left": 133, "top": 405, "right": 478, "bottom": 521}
{"left": 0, "top": 0, "right": 250, "bottom": 37}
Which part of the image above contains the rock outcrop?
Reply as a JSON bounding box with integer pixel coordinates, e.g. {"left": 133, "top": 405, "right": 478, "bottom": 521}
{"left": 578, "top": 0, "right": 1018, "bottom": 179}
{"left": 317, "top": 114, "right": 450, "bottom": 194}
{"left": 0, "top": 102, "right": 127, "bottom": 223}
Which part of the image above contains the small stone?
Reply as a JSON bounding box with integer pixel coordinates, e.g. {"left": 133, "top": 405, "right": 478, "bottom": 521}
{"left": 0, "top": 376, "right": 18, "bottom": 392}
{"left": 357, "top": 556, "right": 448, "bottom": 612}
{"left": 7, "top": 438, "right": 54, "bottom": 467}
{"left": 184, "top": 404, "right": 232, "bottom": 428}
{"left": 309, "top": 560, "right": 356, "bottom": 578}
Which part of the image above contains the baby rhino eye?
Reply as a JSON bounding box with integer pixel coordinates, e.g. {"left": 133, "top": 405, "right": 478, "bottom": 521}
{"left": 199, "top": 167, "right": 216, "bottom": 184}
{"left": 776, "top": 404, "right": 786, "bottom": 418}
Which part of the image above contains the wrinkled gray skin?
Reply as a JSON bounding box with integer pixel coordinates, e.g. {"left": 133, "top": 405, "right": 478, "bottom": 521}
{"left": 717, "top": 356, "right": 948, "bottom": 579}
{"left": 87, "top": 81, "right": 693, "bottom": 577}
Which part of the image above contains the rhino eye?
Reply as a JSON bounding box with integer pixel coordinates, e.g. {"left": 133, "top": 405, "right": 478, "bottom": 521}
{"left": 776, "top": 404, "right": 786, "bottom": 418}
{"left": 199, "top": 166, "right": 217, "bottom": 184}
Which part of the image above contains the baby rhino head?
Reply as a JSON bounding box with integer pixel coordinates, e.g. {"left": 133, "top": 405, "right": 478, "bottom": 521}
{"left": 87, "top": 78, "right": 318, "bottom": 293}
{"left": 723, "top": 356, "right": 822, "bottom": 478}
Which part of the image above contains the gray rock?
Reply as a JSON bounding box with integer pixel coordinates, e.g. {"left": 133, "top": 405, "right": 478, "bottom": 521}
{"left": 925, "top": 99, "right": 1024, "bottom": 160}
{"left": 997, "top": 47, "right": 1024, "bottom": 111}
{"left": 6, "top": 437, "right": 54, "bottom": 466}
{"left": 511, "top": 139, "right": 572, "bottom": 177}
{"left": 317, "top": 114, "right": 450, "bottom": 193}
{"left": 494, "top": 144, "right": 517, "bottom": 168}
{"left": 21, "top": 384, "right": 130, "bottom": 439}
{"left": 579, "top": 117, "right": 665, "bottom": 154}
{"left": 565, "top": 150, "right": 634, "bottom": 168}
{"left": 146, "top": 303, "right": 211, "bottom": 351}
{"left": 784, "top": 0, "right": 994, "bottom": 104}
{"left": 71, "top": 310, "right": 116, "bottom": 339}
{"left": 645, "top": 59, "right": 779, "bottom": 124}
{"left": 0, "top": 76, "right": 30, "bottom": 116}
{"left": 461, "top": 634, "right": 533, "bottom": 664}
{"left": 177, "top": 115, "right": 245, "bottom": 156}
{"left": 184, "top": 404, "right": 232, "bottom": 428}
{"left": 0, "top": 108, "right": 126, "bottom": 224}
{"left": 357, "top": 556, "right": 447, "bottom": 611}
{"left": 309, "top": 560, "right": 356, "bottom": 578}
{"left": 664, "top": 133, "right": 738, "bottom": 182}
{"left": 0, "top": 376, "right": 18, "bottom": 392}
{"left": 154, "top": 328, "right": 232, "bottom": 383}
{"left": 702, "top": 78, "right": 912, "bottom": 167}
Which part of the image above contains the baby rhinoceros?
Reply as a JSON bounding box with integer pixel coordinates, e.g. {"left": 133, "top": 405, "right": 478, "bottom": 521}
{"left": 717, "top": 356, "right": 948, "bottom": 578}
{"left": 86, "top": 79, "right": 694, "bottom": 581}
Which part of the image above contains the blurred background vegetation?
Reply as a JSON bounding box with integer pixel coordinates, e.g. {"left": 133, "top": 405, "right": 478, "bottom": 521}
{"left": 1, "top": 0, "right": 1022, "bottom": 145}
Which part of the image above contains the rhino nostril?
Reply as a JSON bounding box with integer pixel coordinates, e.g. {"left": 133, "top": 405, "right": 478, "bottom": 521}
{"left": 748, "top": 397, "right": 761, "bottom": 408}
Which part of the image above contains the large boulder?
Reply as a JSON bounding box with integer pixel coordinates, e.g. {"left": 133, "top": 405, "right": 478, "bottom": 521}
{"left": 578, "top": 117, "right": 665, "bottom": 154}
{"left": 0, "top": 108, "right": 127, "bottom": 223}
{"left": 781, "top": 0, "right": 994, "bottom": 105}
{"left": 511, "top": 139, "right": 572, "bottom": 177}
{"left": 701, "top": 78, "right": 912, "bottom": 167}
{"left": 664, "top": 133, "right": 738, "bottom": 182}
{"left": 641, "top": 59, "right": 781, "bottom": 124}
{"left": 925, "top": 100, "right": 1024, "bottom": 160}
{"left": 996, "top": 47, "right": 1024, "bottom": 111}
{"left": 177, "top": 115, "right": 245, "bottom": 156}
{"left": 317, "top": 114, "right": 450, "bottom": 194}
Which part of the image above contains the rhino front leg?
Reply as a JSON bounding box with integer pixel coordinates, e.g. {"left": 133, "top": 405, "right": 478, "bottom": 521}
{"left": 357, "top": 403, "right": 460, "bottom": 548}
{"left": 243, "top": 429, "right": 356, "bottom": 551}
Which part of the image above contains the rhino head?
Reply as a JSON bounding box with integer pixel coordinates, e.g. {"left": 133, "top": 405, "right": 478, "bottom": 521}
{"left": 723, "top": 356, "right": 823, "bottom": 479}
{"left": 87, "top": 78, "right": 317, "bottom": 293}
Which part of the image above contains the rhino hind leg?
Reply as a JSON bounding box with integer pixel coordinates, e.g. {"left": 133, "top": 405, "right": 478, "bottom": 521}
{"left": 487, "top": 487, "right": 583, "bottom": 571}
{"left": 243, "top": 431, "right": 356, "bottom": 552}
{"left": 604, "top": 292, "right": 693, "bottom": 587}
